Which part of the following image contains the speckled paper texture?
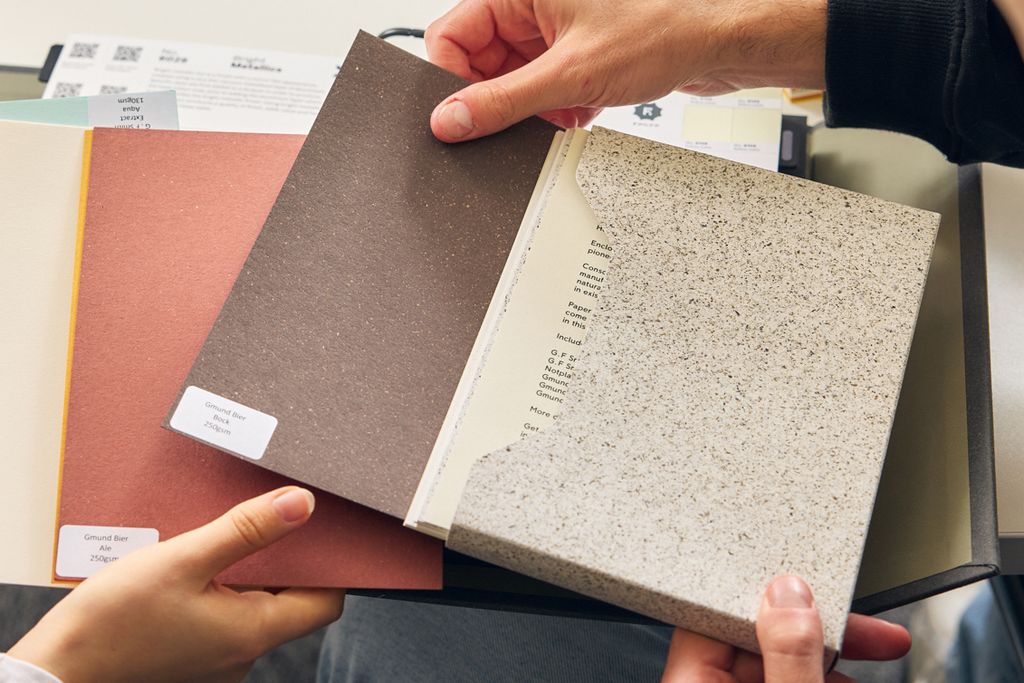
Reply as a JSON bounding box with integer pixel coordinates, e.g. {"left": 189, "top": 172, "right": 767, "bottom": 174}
{"left": 169, "top": 32, "right": 557, "bottom": 518}
{"left": 448, "top": 127, "right": 939, "bottom": 657}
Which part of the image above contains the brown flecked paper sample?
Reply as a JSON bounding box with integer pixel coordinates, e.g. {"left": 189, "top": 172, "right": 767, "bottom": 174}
{"left": 448, "top": 127, "right": 939, "bottom": 658}
{"left": 171, "top": 32, "right": 558, "bottom": 518}
{"left": 59, "top": 128, "right": 441, "bottom": 587}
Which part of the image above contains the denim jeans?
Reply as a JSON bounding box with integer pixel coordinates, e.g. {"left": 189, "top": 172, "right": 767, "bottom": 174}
{"left": 946, "top": 583, "right": 1023, "bottom": 683}
{"left": 317, "top": 595, "right": 673, "bottom": 682}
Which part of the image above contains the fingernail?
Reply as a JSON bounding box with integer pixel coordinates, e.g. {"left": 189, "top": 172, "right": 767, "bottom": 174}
{"left": 272, "top": 488, "right": 315, "bottom": 523}
{"left": 436, "top": 100, "right": 474, "bottom": 139}
{"left": 767, "top": 576, "right": 813, "bottom": 608}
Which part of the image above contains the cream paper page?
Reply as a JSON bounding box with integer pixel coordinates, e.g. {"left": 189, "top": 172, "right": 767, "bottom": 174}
{"left": 408, "top": 129, "right": 608, "bottom": 538}
{"left": 808, "top": 127, "right": 972, "bottom": 597}
{"left": 0, "top": 121, "right": 85, "bottom": 585}
{"left": 403, "top": 130, "right": 566, "bottom": 535}
{"left": 985, "top": 163, "right": 1024, "bottom": 538}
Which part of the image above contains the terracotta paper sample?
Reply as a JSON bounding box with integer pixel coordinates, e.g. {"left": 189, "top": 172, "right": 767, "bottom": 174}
{"left": 169, "top": 32, "right": 557, "bottom": 519}
{"left": 448, "top": 127, "right": 939, "bottom": 658}
{"left": 58, "top": 128, "right": 441, "bottom": 587}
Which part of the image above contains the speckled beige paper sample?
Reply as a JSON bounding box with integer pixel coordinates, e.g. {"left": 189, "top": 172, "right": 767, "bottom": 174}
{"left": 448, "top": 127, "right": 939, "bottom": 658}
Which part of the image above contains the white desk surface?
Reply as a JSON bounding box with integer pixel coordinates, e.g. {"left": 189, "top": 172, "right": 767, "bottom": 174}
{"left": 2, "top": 1, "right": 456, "bottom": 68}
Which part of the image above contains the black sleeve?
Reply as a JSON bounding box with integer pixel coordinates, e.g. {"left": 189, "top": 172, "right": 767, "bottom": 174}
{"left": 825, "top": 0, "right": 1024, "bottom": 167}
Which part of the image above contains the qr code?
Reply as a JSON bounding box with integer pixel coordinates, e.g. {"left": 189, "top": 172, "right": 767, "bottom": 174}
{"left": 52, "top": 82, "right": 82, "bottom": 98}
{"left": 67, "top": 42, "right": 99, "bottom": 59}
{"left": 99, "top": 85, "right": 128, "bottom": 95}
{"left": 113, "top": 45, "right": 143, "bottom": 62}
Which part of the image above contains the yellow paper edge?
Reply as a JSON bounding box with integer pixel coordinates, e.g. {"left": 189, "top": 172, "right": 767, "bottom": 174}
{"left": 50, "top": 129, "right": 93, "bottom": 587}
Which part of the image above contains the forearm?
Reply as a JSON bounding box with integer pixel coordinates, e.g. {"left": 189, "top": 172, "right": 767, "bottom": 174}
{"left": 717, "top": 0, "right": 827, "bottom": 92}
{"left": 425, "top": 0, "right": 1024, "bottom": 160}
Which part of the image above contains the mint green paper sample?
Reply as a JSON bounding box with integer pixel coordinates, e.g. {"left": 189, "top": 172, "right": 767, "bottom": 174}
{"left": 0, "top": 91, "right": 179, "bottom": 129}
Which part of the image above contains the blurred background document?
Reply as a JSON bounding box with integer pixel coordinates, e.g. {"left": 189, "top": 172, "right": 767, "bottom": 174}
{"left": 43, "top": 35, "right": 339, "bottom": 133}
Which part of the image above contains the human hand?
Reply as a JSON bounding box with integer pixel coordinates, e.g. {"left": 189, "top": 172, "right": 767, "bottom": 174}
{"left": 426, "top": 0, "right": 827, "bottom": 141}
{"left": 661, "top": 576, "right": 911, "bottom": 683}
{"left": 9, "top": 487, "right": 344, "bottom": 683}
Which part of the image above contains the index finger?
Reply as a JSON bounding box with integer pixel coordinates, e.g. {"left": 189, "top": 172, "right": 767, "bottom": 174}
{"left": 661, "top": 627, "right": 736, "bottom": 682}
{"left": 840, "top": 614, "right": 911, "bottom": 661}
{"left": 426, "top": 0, "right": 551, "bottom": 77}
{"left": 425, "top": 0, "right": 500, "bottom": 79}
{"left": 243, "top": 587, "right": 346, "bottom": 652}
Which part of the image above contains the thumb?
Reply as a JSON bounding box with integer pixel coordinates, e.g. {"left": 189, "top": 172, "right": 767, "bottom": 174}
{"left": 167, "top": 486, "right": 316, "bottom": 580}
{"left": 431, "top": 48, "right": 576, "bottom": 142}
{"left": 756, "top": 576, "right": 827, "bottom": 683}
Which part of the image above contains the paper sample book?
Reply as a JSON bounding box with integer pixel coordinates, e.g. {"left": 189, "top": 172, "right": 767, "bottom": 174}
{"left": 169, "top": 33, "right": 939, "bottom": 658}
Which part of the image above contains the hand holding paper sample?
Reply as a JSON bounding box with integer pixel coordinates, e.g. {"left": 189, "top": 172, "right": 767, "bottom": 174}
{"left": 7, "top": 483, "right": 903, "bottom": 683}
{"left": 168, "top": 33, "right": 937, "bottom": 659}
{"left": 426, "top": 0, "right": 825, "bottom": 141}
{"left": 9, "top": 488, "right": 343, "bottom": 683}
{"left": 661, "top": 577, "right": 911, "bottom": 682}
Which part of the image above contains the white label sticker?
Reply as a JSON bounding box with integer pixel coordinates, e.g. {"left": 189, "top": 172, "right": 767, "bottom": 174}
{"left": 169, "top": 386, "right": 278, "bottom": 460}
{"left": 56, "top": 525, "right": 159, "bottom": 579}
{"left": 86, "top": 90, "right": 180, "bottom": 130}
